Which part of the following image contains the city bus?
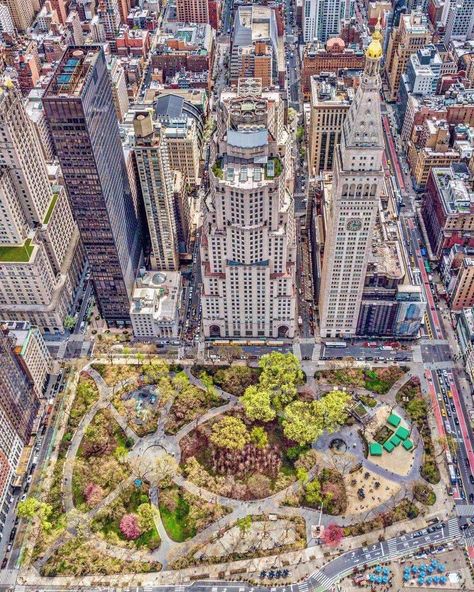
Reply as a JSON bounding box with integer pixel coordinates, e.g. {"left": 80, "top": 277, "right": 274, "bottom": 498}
{"left": 324, "top": 341, "right": 347, "bottom": 348}
{"left": 424, "top": 260, "right": 432, "bottom": 273}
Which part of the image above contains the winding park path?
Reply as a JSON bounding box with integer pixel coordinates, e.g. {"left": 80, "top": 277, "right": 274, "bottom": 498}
{"left": 36, "top": 362, "right": 427, "bottom": 573}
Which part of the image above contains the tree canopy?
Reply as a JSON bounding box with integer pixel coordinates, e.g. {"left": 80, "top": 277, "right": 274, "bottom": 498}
{"left": 210, "top": 416, "right": 250, "bottom": 450}
{"left": 18, "top": 497, "right": 53, "bottom": 531}
{"left": 241, "top": 386, "right": 276, "bottom": 422}
{"left": 282, "top": 401, "right": 323, "bottom": 445}
{"left": 258, "top": 352, "right": 304, "bottom": 411}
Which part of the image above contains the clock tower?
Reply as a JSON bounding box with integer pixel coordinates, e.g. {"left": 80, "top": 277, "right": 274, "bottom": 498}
{"left": 319, "top": 22, "right": 385, "bottom": 338}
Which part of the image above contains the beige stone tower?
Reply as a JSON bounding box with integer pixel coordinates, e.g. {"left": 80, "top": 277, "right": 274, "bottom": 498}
{"left": 318, "top": 23, "right": 385, "bottom": 338}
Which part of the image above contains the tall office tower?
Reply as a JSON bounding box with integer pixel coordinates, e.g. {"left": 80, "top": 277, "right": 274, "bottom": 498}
{"left": 97, "top": 0, "right": 120, "bottom": 47}
{"left": 176, "top": 0, "right": 209, "bottom": 24}
{"left": 385, "top": 11, "right": 432, "bottom": 102}
{"left": 132, "top": 110, "right": 179, "bottom": 271}
{"left": 444, "top": 0, "right": 474, "bottom": 43}
{"left": 0, "top": 80, "right": 83, "bottom": 332}
{"left": 1, "top": 0, "right": 35, "bottom": 31}
{"left": 44, "top": 47, "right": 143, "bottom": 325}
{"left": 201, "top": 78, "right": 297, "bottom": 339}
{"left": 318, "top": 25, "right": 385, "bottom": 338}
{"left": 303, "top": 0, "right": 354, "bottom": 43}
{"left": 0, "top": 326, "right": 39, "bottom": 534}
{"left": 162, "top": 117, "right": 201, "bottom": 186}
{"left": 308, "top": 72, "right": 355, "bottom": 176}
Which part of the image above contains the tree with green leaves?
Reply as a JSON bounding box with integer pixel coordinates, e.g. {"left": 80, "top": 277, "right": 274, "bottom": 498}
{"left": 210, "top": 416, "right": 250, "bottom": 450}
{"left": 258, "top": 352, "right": 304, "bottom": 411}
{"left": 316, "top": 389, "right": 351, "bottom": 431}
{"left": 282, "top": 401, "right": 323, "bottom": 445}
{"left": 63, "top": 315, "right": 76, "bottom": 331}
{"left": 304, "top": 479, "right": 322, "bottom": 506}
{"left": 250, "top": 426, "right": 268, "bottom": 448}
{"left": 241, "top": 386, "right": 276, "bottom": 422}
{"left": 18, "top": 497, "right": 53, "bottom": 531}
{"left": 236, "top": 515, "right": 252, "bottom": 535}
{"left": 137, "top": 503, "right": 156, "bottom": 531}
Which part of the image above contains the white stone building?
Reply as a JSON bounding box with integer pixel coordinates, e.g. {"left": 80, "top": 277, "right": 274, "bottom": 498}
{"left": 130, "top": 270, "right": 181, "bottom": 339}
{"left": 0, "top": 81, "right": 83, "bottom": 332}
{"left": 201, "top": 79, "right": 297, "bottom": 339}
{"left": 319, "top": 25, "right": 385, "bottom": 338}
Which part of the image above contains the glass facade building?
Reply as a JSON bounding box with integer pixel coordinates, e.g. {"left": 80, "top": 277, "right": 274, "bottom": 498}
{"left": 43, "top": 46, "right": 143, "bottom": 323}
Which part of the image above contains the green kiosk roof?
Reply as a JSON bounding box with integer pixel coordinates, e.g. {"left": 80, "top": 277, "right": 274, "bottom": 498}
{"left": 383, "top": 441, "right": 395, "bottom": 453}
{"left": 395, "top": 426, "right": 410, "bottom": 440}
{"left": 369, "top": 442, "right": 383, "bottom": 456}
{"left": 387, "top": 413, "right": 401, "bottom": 428}
{"left": 402, "top": 439, "right": 414, "bottom": 451}
{"left": 390, "top": 435, "right": 401, "bottom": 446}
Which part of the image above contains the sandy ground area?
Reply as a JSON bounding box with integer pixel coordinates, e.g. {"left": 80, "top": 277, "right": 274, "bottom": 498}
{"left": 344, "top": 467, "right": 401, "bottom": 515}
{"left": 366, "top": 405, "right": 416, "bottom": 477}
{"left": 195, "top": 519, "right": 299, "bottom": 559}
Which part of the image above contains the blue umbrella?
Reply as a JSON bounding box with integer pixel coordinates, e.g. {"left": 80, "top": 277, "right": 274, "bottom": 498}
{"left": 369, "top": 574, "right": 375, "bottom": 582}
{"left": 403, "top": 574, "right": 410, "bottom": 582}
{"left": 417, "top": 577, "right": 424, "bottom": 585}
{"left": 375, "top": 565, "right": 382, "bottom": 573}
{"left": 433, "top": 575, "right": 440, "bottom": 584}
{"left": 440, "top": 576, "right": 447, "bottom": 583}
{"left": 383, "top": 567, "right": 390, "bottom": 575}
{"left": 382, "top": 576, "right": 388, "bottom": 583}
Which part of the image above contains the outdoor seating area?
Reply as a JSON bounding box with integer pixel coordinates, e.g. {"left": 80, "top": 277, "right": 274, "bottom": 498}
{"left": 366, "top": 565, "right": 393, "bottom": 586}
{"left": 403, "top": 559, "right": 448, "bottom": 586}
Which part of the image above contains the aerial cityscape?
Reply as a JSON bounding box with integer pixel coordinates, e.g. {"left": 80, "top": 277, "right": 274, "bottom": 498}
{"left": 0, "top": 0, "right": 474, "bottom": 591}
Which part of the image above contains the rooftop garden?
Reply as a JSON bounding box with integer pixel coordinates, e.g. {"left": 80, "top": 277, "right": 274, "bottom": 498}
{"left": 265, "top": 157, "right": 283, "bottom": 179}
{"left": 211, "top": 158, "right": 224, "bottom": 179}
{"left": 0, "top": 238, "right": 34, "bottom": 263}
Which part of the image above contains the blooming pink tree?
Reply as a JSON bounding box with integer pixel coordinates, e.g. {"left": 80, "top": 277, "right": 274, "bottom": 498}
{"left": 83, "top": 483, "right": 104, "bottom": 506}
{"left": 120, "top": 513, "right": 141, "bottom": 540}
{"left": 321, "top": 523, "right": 344, "bottom": 547}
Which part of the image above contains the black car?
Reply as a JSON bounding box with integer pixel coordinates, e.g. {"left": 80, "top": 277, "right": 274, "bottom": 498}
{"left": 469, "top": 493, "right": 474, "bottom": 503}
{"left": 470, "top": 474, "right": 474, "bottom": 485}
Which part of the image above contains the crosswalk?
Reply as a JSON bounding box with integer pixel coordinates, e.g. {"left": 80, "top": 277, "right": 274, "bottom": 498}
{"left": 455, "top": 505, "right": 474, "bottom": 516}
{"left": 447, "top": 517, "right": 462, "bottom": 537}
{"left": 309, "top": 570, "right": 337, "bottom": 591}
{"left": 464, "top": 534, "right": 474, "bottom": 546}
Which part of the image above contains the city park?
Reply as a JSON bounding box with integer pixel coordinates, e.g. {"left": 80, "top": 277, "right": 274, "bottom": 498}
{"left": 16, "top": 352, "right": 449, "bottom": 580}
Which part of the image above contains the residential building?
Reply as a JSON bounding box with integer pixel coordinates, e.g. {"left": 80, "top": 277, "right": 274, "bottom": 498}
{"left": 44, "top": 47, "right": 143, "bottom": 325}
{"left": 451, "top": 256, "right": 474, "bottom": 310}
{"left": 108, "top": 57, "right": 129, "bottom": 122}
{"left": 455, "top": 307, "right": 474, "bottom": 382}
{"left": 2, "top": 0, "right": 35, "bottom": 31}
{"left": 407, "top": 118, "right": 460, "bottom": 189}
{"left": 308, "top": 72, "right": 354, "bottom": 176}
{"left": 25, "top": 88, "right": 55, "bottom": 162}
{"left": 0, "top": 327, "right": 39, "bottom": 535}
{"left": 201, "top": 78, "right": 297, "bottom": 338}
{"left": 399, "top": 45, "right": 442, "bottom": 117}
{"left": 421, "top": 163, "right": 474, "bottom": 258}
{"left": 151, "top": 24, "right": 214, "bottom": 91}
{"left": 0, "top": 80, "right": 83, "bottom": 332}
{"left": 154, "top": 93, "right": 205, "bottom": 148}
{"left": 130, "top": 270, "right": 181, "bottom": 339}
{"left": 65, "top": 11, "right": 84, "bottom": 46}
{"left": 319, "top": 24, "right": 385, "bottom": 338}
{"left": 162, "top": 117, "right": 201, "bottom": 186}
{"left": 444, "top": 0, "right": 474, "bottom": 43}
{"left": 1, "top": 320, "right": 51, "bottom": 396}
{"left": 0, "top": 4, "right": 14, "bottom": 36}
{"left": 231, "top": 6, "right": 285, "bottom": 88}
{"left": 97, "top": 0, "right": 121, "bottom": 48}
{"left": 176, "top": 0, "right": 209, "bottom": 25}
{"left": 301, "top": 38, "right": 364, "bottom": 99}
{"left": 302, "top": 0, "right": 354, "bottom": 43}
{"left": 385, "top": 11, "right": 432, "bottom": 102}
{"left": 132, "top": 109, "right": 179, "bottom": 271}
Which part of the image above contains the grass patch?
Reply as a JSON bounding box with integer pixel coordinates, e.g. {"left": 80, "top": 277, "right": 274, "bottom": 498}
{"left": 0, "top": 238, "right": 34, "bottom": 263}
{"left": 43, "top": 193, "right": 59, "bottom": 224}
{"left": 160, "top": 494, "right": 194, "bottom": 542}
{"left": 317, "top": 366, "right": 406, "bottom": 395}
{"left": 374, "top": 425, "right": 394, "bottom": 444}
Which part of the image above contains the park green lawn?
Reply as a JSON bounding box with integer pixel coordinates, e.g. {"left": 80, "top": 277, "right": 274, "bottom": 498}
{"left": 159, "top": 492, "right": 195, "bottom": 542}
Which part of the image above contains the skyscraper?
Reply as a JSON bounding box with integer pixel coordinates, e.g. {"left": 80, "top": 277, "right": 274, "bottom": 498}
{"left": 303, "top": 0, "right": 354, "bottom": 43}
{"left": 1, "top": 0, "right": 35, "bottom": 31}
{"left": 132, "top": 109, "right": 179, "bottom": 271}
{"left": 201, "top": 78, "right": 297, "bottom": 339}
{"left": 318, "top": 24, "right": 385, "bottom": 338}
{"left": 43, "top": 47, "right": 143, "bottom": 324}
{"left": 0, "top": 326, "right": 39, "bottom": 535}
{"left": 444, "top": 0, "right": 474, "bottom": 43}
{"left": 0, "top": 80, "right": 83, "bottom": 332}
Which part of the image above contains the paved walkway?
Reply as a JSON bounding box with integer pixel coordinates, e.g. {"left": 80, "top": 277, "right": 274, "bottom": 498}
{"left": 32, "top": 361, "right": 435, "bottom": 576}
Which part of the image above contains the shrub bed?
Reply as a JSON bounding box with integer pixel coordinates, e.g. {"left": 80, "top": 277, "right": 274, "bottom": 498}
{"left": 343, "top": 499, "right": 419, "bottom": 536}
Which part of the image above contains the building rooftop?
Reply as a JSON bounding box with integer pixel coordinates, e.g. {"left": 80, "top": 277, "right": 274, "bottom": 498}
{"left": 130, "top": 270, "right": 181, "bottom": 321}
{"left": 44, "top": 46, "right": 101, "bottom": 98}
{"left": 432, "top": 164, "right": 474, "bottom": 215}
{"left": 311, "top": 73, "right": 355, "bottom": 106}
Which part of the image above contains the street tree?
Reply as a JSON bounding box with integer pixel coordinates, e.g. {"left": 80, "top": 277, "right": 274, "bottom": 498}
{"left": 18, "top": 497, "right": 53, "bottom": 531}
{"left": 258, "top": 352, "right": 304, "bottom": 411}
{"left": 321, "top": 523, "right": 344, "bottom": 547}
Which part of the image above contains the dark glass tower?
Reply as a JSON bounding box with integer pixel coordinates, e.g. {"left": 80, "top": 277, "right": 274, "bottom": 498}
{"left": 43, "top": 46, "right": 143, "bottom": 324}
